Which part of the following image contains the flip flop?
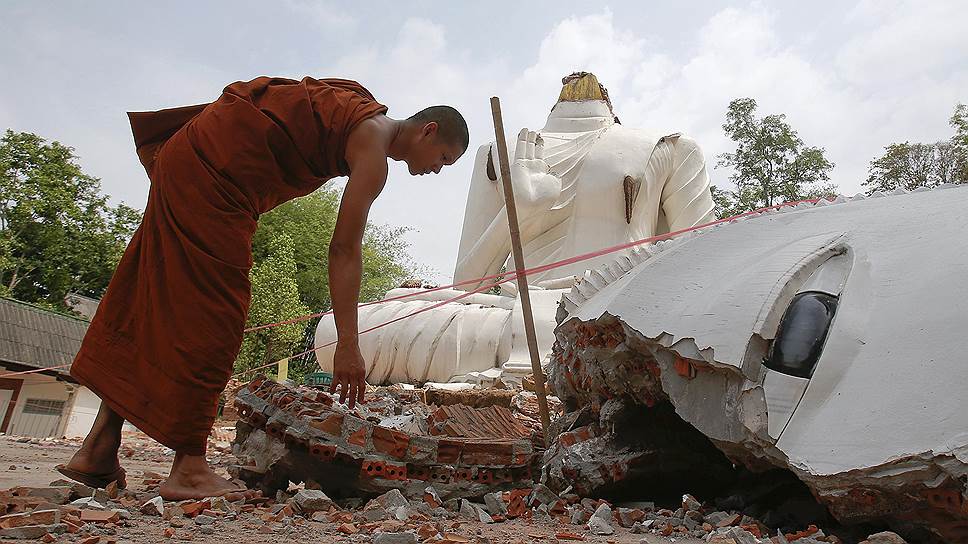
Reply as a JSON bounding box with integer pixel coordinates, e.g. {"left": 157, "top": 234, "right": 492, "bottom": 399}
{"left": 55, "top": 464, "right": 127, "bottom": 490}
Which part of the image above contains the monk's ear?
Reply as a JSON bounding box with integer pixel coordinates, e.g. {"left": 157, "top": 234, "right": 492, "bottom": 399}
{"left": 422, "top": 121, "right": 439, "bottom": 139}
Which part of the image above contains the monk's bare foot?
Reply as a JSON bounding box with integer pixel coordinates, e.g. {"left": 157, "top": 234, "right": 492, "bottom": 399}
{"left": 62, "top": 446, "right": 126, "bottom": 489}
{"left": 160, "top": 453, "right": 242, "bottom": 501}
{"left": 62, "top": 406, "right": 126, "bottom": 488}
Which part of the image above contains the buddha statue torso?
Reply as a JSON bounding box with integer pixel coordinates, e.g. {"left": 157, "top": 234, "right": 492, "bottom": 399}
{"left": 315, "top": 73, "right": 716, "bottom": 384}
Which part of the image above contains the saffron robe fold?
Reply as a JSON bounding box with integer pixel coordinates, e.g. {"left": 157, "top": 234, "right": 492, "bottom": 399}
{"left": 71, "top": 77, "right": 387, "bottom": 454}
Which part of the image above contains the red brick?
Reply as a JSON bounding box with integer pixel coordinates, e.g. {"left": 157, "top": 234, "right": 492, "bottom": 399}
{"left": 371, "top": 427, "right": 410, "bottom": 459}
{"left": 674, "top": 356, "right": 697, "bottom": 379}
{"left": 471, "top": 469, "right": 493, "bottom": 485}
{"left": 460, "top": 441, "right": 514, "bottom": 465}
{"left": 429, "top": 467, "right": 453, "bottom": 485}
{"left": 407, "top": 465, "right": 430, "bottom": 481}
{"left": 360, "top": 460, "right": 386, "bottom": 479}
{"left": 0, "top": 509, "right": 59, "bottom": 528}
{"left": 383, "top": 462, "right": 408, "bottom": 481}
{"left": 338, "top": 522, "right": 358, "bottom": 534}
{"left": 179, "top": 499, "right": 211, "bottom": 517}
{"left": 436, "top": 440, "right": 462, "bottom": 464}
{"left": 346, "top": 426, "right": 368, "bottom": 448}
{"left": 309, "top": 413, "right": 343, "bottom": 436}
{"left": 506, "top": 489, "right": 530, "bottom": 518}
{"left": 265, "top": 420, "right": 286, "bottom": 440}
{"left": 309, "top": 441, "right": 337, "bottom": 461}
{"left": 79, "top": 509, "right": 120, "bottom": 524}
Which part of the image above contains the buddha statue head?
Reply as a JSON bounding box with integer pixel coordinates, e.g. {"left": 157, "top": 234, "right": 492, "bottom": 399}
{"left": 556, "top": 72, "right": 619, "bottom": 124}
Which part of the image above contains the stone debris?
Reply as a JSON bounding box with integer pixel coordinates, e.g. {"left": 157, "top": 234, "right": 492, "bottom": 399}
{"left": 0, "top": 524, "right": 55, "bottom": 539}
{"left": 372, "top": 531, "right": 418, "bottom": 544}
{"left": 586, "top": 502, "right": 614, "bottom": 535}
{"left": 860, "top": 532, "right": 908, "bottom": 544}
{"left": 0, "top": 470, "right": 912, "bottom": 544}
{"left": 0, "top": 370, "right": 940, "bottom": 543}
{"left": 482, "top": 491, "right": 507, "bottom": 517}
{"left": 458, "top": 499, "right": 493, "bottom": 524}
{"left": 290, "top": 488, "right": 333, "bottom": 514}
{"left": 230, "top": 376, "right": 539, "bottom": 499}
{"left": 139, "top": 496, "right": 164, "bottom": 516}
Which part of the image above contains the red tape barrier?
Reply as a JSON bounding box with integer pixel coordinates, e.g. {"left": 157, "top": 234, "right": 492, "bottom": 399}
{"left": 232, "top": 197, "right": 827, "bottom": 378}
{"left": 242, "top": 197, "right": 826, "bottom": 334}
{"left": 0, "top": 198, "right": 825, "bottom": 381}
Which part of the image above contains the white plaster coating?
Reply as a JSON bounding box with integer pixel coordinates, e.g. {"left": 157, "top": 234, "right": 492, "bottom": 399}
{"left": 454, "top": 100, "right": 715, "bottom": 290}
{"left": 316, "top": 74, "right": 716, "bottom": 384}
{"left": 564, "top": 185, "right": 968, "bottom": 475}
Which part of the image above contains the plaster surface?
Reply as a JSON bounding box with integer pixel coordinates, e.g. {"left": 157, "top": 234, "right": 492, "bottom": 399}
{"left": 551, "top": 185, "right": 968, "bottom": 540}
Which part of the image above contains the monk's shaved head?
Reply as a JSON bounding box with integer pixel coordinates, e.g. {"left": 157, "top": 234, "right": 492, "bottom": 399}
{"left": 408, "top": 106, "right": 469, "bottom": 152}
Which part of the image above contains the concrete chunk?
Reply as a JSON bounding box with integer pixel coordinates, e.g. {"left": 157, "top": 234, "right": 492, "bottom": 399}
{"left": 291, "top": 489, "right": 334, "bottom": 514}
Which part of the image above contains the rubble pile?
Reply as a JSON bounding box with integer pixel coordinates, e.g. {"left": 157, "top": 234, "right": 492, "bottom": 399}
{"left": 230, "top": 376, "right": 543, "bottom": 500}
{"left": 544, "top": 316, "right": 966, "bottom": 543}
{"left": 0, "top": 473, "right": 911, "bottom": 543}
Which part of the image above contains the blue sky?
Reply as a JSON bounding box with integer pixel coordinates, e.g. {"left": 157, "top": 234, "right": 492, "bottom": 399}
{"left": 1, "top": 1, "right": 965, "bottom": 280}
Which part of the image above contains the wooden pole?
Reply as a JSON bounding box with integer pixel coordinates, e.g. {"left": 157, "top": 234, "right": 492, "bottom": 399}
{"left": 489, "top": 97, "right": 552, "bottom": 447}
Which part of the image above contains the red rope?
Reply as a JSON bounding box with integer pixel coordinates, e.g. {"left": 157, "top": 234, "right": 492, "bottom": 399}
{"left": 242, "top": 197, "right": 826, "bottom": 334}
{"left": 0, "top": 364, "right": 72, "bottom": 379}
{"left": 233, "top": 275, "right": 508, "bottom": 378}
{"left": 0, "top": 198, "right": 826, "bottom": 382}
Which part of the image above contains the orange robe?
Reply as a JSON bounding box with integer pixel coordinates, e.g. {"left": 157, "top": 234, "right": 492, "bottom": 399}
{"left": 71, "top": 77, "right": 387, "bottom": 455}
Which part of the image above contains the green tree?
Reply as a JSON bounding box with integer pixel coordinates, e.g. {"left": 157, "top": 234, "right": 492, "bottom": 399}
{"left": 246, "top": 187, "right": 422, "bottom": 381}
{"left": 236, "top": 232, "right": 310, "bottom": 379}
{"left": 864, "top": 104, "right": 968, "bottom": 194}
{"left": 0, "top": 130, "right": 141, "bottom": 308}
{"left": 714, "top": 98, "right": 836, "bottom": 217}
{"left": 251, "top": 187, "right": 420, "bottom": 312}
{"left": 954, "top": 103, "right": 968, "bottom": 182}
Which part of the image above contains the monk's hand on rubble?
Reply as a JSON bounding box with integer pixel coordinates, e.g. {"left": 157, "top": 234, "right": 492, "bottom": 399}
{"left": 508, "top": 128, "right": 560, "bottom": 211}
{"left": 331, "top": 341, "right": 366, "bottom": 409}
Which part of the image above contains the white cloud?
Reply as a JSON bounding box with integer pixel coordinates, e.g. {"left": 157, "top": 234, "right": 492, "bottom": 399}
{"left": 499, "top": 4, "right": 965, "bottom": 200}
{"left": 839, "top": 0, "right": 967, "bottom": 86}
{"left": 282, "top": 0, "right": 357, "bottom": 32}
{"left": 2, "top": 1, "right": 964, "bottom": 283}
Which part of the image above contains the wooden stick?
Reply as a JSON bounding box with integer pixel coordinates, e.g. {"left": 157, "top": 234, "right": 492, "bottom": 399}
{"left": 489, "top": 96, "right": 553, "bottom": 447}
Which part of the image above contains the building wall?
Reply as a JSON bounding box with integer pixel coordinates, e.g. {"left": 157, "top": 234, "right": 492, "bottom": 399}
{"left": 64, "top": 386, "right": 99, "bottom": 438}
{"left": 2, "top": 369, "right": 71, "bottom": 438}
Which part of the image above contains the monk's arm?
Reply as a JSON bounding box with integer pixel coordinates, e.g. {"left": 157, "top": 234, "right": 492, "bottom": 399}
{"left": 328, "top": 121, "right": 388, "bottom": 407}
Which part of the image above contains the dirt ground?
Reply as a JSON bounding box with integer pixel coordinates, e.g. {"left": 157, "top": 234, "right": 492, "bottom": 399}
{"left": 0, "top": 436, "right": 704, "bottom": 544}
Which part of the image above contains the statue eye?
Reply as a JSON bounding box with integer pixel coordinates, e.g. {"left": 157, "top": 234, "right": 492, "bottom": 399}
{"left": 763, "top": 291, "right": 838, "bottom": 379}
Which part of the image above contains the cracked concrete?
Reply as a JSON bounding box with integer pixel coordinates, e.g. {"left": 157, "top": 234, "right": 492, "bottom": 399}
{"left": 547, "top": 186, "right": 968, "bottom": 543}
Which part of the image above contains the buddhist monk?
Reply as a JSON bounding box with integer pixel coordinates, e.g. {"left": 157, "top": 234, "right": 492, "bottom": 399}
{"left": 56, "top": 76, "right": 469, "bottom": 500}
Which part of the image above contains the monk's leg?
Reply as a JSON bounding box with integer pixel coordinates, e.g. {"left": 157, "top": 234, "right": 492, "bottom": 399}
{"left": 159, "top": 452, "right": 241, "bottom": 500}
{"left": 63, "top": 400, "right": 126, "bottom": 486}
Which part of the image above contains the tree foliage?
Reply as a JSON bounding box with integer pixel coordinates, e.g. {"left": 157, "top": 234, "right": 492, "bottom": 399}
{"left": 714, "top": 98, "right": 836, "bottom": 217}
{"left": 236, "top": 232, "right": 309, "bottom": 378}
{"left": 0, "top": 130, "right": 141, "bottom": 309}
{"left": 954, "top": 103, "right": 968, "bottom": 182}
{"left": 864, "top": 104, "right": 968, "bottom": 194}
{"left": 251, "top": 187, "right": 419, "bottom": 312}
{"left": 241, "top": 186, "right": 421, "bottom": 382}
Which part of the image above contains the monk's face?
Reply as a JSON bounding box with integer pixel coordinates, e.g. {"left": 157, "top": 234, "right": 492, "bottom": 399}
{"left": 407, "top": 123, "right": 464, "bottom": 176}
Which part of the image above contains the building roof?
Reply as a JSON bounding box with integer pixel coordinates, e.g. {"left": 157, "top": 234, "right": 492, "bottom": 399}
{"left": 0, "top": 298, "right": 89, "bottom": 378}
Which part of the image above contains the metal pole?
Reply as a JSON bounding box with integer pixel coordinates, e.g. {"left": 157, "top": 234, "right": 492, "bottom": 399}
{"left": 489, "top": 97, "right": 552, "bottom": 447}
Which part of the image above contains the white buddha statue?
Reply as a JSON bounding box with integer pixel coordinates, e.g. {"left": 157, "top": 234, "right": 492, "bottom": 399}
{"left": 315, "top": 72, "right": 716, "bottom": 384}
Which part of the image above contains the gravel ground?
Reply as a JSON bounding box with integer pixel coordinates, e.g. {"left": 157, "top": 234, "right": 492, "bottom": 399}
{"left": 0, "top": 435, "right": 706, "bottom": 544}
